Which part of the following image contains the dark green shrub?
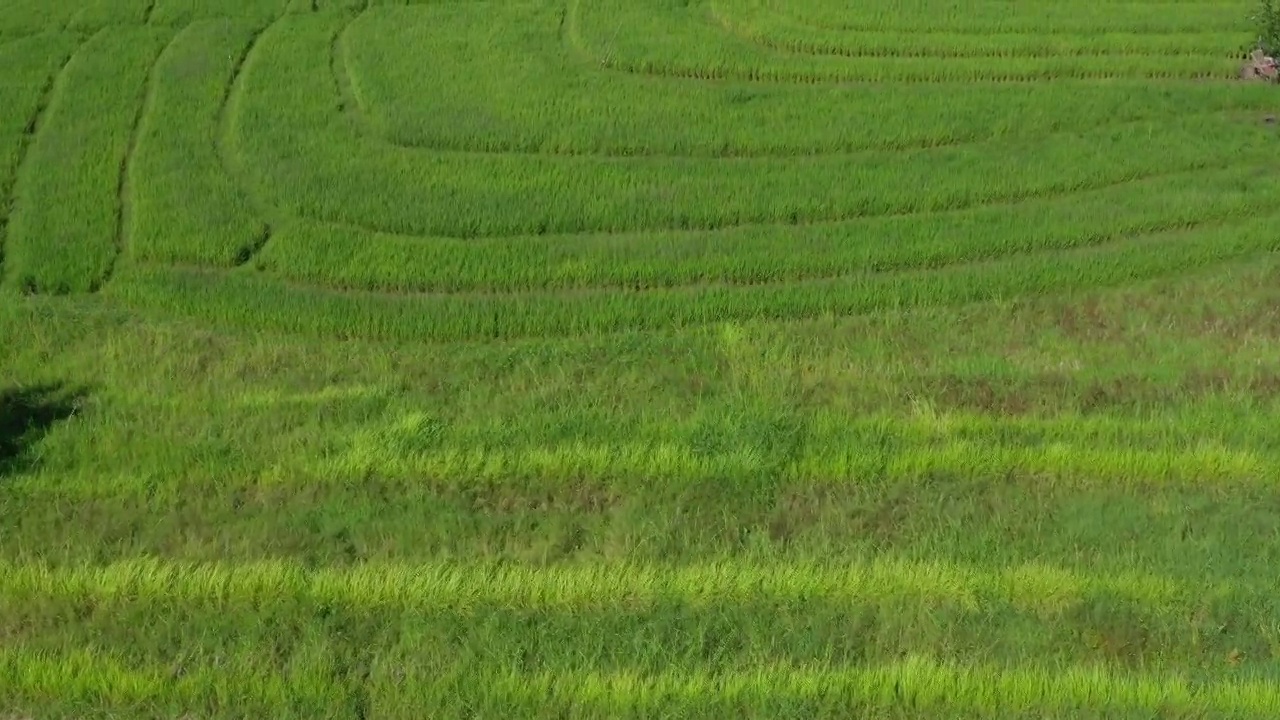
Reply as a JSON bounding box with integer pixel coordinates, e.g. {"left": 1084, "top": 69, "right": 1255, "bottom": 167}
{"left": 1251, "top": 0, "right": 1280, "bottom": 56}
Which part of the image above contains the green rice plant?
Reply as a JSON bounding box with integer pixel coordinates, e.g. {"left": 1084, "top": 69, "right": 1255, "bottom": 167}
{"left": 568, "top": 0, "right": 1247, "bottom": 83}
{"left": 472, "top": 661, "right": 1280, "bottom": 718}
{"left": 148, "top": 0, "right": 289, "bottom": 26}
{"left": 8, "top": 252, "right": 1280, "bottom": 578}
{"left": 65, "top": 0, "right": 151, "bottom": 31}
{"left": 228, "top": 14, "right": 1277, "bottom": 239}
{"left": 0, "top": 556, "right": 1197, "bottom": 612}
{"left": 0, "top": 33, "right": 79, "bottom": 288}
{"left": 129, "top": 20, "right": 268, "bottom": 266}
{"left": 255, "top": 165, "right": 1280, "bottom": 294}
{"left": 3, "top": 27, "right": 170, "bottom": 294}
{"left": 346, "top": 4, "right": 1276, "bottom": 156}
{"left": 0, "top": 0, "right": 85, "bottom": 35}
{"left": 713, "top": 0, "right": 1244, "bottom": 59}
{"left": 3, "top": 626, "right": 1275, "bottom": 718}
{"left": 286, "top": 0, "right": 369, "bottom": 11}
{"left": 308, "top": 428, "right": 1277, "bottom": 490}
{"left": 0, "top": 557, "right": 1272, "bottom": 715}
{"left": 746, "top": 0, "right": 1252, "bottom": 34}
{"left": 0, "top": 644, "right": 346, "bottom": 718}
{"left": 3, "top": 1, "right": 1280, "bottom": 716}
{"left": 108, "top": 209, "right": 1280, "bottom": 342}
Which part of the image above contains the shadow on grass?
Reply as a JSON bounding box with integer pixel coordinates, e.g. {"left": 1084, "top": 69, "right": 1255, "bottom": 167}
{"left": 0, "top": 383, "right": 86, "bottom": 477}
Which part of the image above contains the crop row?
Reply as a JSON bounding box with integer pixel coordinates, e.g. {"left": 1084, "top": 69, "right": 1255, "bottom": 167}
{"left": 48, "top": 434, "right": 1280, "bottom": 503}
{"left": 712, "top": 1, "right": 1246, "bottom": 58}
{"left": 108, "top": 208, "right": 1280, "bottom": 341}
{"left": 9, "top": 8, "right": 1272, "bottom": 289}
{"left": 0, "top": 557, "right": 1208, "bottom": 610}
{"left": 745, "top": 0, "right": 1252, "bottom": 34}
{"left": 4, "top": 27, "right": 169, "bottom": 294}
{"left": 11, "top": 414, "right": 1279, "bottom": 515}
{"left": 348, "top": 5, "right": 1278, "bottom": 156}
{"left": 568, "top": 0, "right": 1245, "bottom": 82}
{"left": 0, "top": 33, "right": 79, "bottom": 288}
{"left": 4, "top": 644, "right": 1276, "bottom": 719}
{"left": 467, "top": 662, "right": 1280, "bottom": 718}
{"left": 0, "top": 0, "right": 293, "bottom": 34}
{"left": 235, "top": 15, "right": 1280, "bottom": 238}
{"left": 9, "top": 393, "right": 1279, "bottom": 514}
{"left": 249, "top": 165, "right": 1280, "bottom": 293}
{"left": 311, "top": 433, "right": 1279, "bottom": 491}
{"left": 129, "top": 19, "right": 267, "bottom": 266}
{"left": 0, "top": 558, "right": 1275, "bottom": 713}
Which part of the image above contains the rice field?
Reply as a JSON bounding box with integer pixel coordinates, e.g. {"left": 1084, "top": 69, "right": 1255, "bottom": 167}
{"left": 1, "top": 0, "right": 1279, "bottom": 717}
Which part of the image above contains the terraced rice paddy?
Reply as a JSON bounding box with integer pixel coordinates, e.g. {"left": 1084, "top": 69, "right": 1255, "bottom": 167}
{"left": 1, "top": 0, "right": 1280, "bottom": 717}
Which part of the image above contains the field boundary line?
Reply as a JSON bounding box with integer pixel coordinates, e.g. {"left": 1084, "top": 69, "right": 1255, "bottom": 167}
{"left": 104, "top": 27, "right": 182, "bottom": 293}
{"left": 0, "top": 34, "right": 91, "bottom": 290}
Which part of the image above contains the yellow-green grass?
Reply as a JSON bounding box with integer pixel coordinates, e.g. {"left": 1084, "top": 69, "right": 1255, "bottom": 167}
{"left": 4, "top": 646, "right": 1274, "bottom": 719}
{"left": 2, "top": 0, "right": 1280, "bottom": 716}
